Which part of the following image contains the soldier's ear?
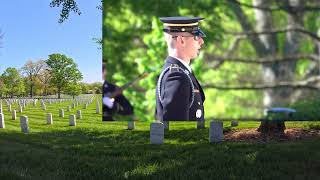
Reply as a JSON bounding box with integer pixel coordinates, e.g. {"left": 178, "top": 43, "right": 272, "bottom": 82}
{"left": 177, "top": 36, "right": 186, "bottom": 47}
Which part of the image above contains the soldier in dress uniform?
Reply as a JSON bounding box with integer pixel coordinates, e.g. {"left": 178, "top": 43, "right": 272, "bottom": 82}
{"left": 102, "top": 63, "right": 134, "bottom": 121}
{"left": 156, "top": 16, "right": 206, "bottom": 121}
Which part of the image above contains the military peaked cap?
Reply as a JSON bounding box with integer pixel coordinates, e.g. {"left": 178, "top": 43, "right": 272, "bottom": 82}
{"left": 159, "top": 16, "right": 206, "bottom": 37}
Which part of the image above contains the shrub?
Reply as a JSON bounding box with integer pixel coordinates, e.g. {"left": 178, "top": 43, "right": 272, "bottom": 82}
{"left": 288, "top": 95, "right": 320, "bottom": 120}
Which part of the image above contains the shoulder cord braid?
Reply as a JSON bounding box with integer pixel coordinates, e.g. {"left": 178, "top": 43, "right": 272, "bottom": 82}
{"left": 157, "top": 64, "right": 194, "bottom": 109}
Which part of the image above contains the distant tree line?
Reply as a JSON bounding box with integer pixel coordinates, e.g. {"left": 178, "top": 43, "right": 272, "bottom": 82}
{"left": 0, "top": 53, "right": 102, "bottom": 98}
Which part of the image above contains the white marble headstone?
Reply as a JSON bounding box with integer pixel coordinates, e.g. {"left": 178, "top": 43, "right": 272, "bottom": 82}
{"left": 0, "top": 113, "right": 4, "bottom": 128}
{"left": 12, "top": 110, "right": 16, "bottom": 120}
{"left": 42, "top": 104, "right": 46, "bottom": 111}
{"left": 96, "top": 104, "right": 100, "bottom": 114}
{"left": 209, "top": 121, "right": 223, "bottom": 143}
{"left": 76, "top": 110, "right": 82, "bottom": 119}
{"left": 128, "top": 121, "right": 135, "bottom": 130}
{"left": 69, "top": 115, "right": 76, "bottom": 126}
{"left": 20, "top": 116, "right": 29, "bottom": 133}
{"left": 59, "top": 109, "right": 64, "bottom": 118}
{"left": 150, "top": 121, "right": 164, "bottom": 144}
{"left": 231, "top": 121, "right": 238, "bottom": 127}
{"left": 47, "top": 113, "right": 53, "bottom": 125}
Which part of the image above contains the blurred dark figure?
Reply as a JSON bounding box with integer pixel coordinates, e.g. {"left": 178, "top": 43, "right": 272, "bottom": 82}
{"left": 102, "top": 63, "right": 133, "bottom": 121}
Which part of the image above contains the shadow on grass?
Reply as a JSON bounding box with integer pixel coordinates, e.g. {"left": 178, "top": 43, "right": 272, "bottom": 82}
{"left": 0, "top": 128, "right": 320, "bottom": 180}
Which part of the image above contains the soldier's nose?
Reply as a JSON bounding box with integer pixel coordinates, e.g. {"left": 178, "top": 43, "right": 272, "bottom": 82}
{"left": 199, "top": 37, "right": 204, "bottom": 45}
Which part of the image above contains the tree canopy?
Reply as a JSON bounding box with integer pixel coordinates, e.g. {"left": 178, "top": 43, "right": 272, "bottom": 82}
{"left": 21, "top": 60, "right": 46, "bottom": 97}
{"left": 45, "top": 53, "right": 83, "bottom": 98}
{"left": 50, "top": 0, "right": 81, "bottom": 23}
{"left": 1, "top": 67, "right": 26, "bottom": 97}
{"left": 65, "top": 82, "right": 82, "bottom": 99}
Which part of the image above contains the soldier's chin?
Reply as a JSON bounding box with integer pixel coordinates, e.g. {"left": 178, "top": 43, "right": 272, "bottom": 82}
{"left": 191, "top": 51, "right": 200, "bottom": 59}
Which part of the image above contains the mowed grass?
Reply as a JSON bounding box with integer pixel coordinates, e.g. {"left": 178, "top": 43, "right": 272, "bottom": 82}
{"left": 1, "top": 100, "right": 320, "bottom": 180}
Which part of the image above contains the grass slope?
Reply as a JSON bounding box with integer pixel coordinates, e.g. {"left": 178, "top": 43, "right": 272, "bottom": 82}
{"left": 0, "top": 100, "right": 320, "bottom": 179}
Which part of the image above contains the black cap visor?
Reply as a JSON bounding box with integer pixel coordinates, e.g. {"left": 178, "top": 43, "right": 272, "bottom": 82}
{"left": 193, "top": 29, "right": 206, "bottom": 37}
{"left": 164, "top": 28, "right": 206, "bottom": 38}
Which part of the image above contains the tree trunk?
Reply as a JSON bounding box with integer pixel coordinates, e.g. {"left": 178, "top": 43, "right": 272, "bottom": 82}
{"left": 265, "top": 0, "right": 303, "bottom": 107}
{"left": 251, "top": 0, "right": 303, "bottom": 108}
{"left": 58, "top": 87, "right": 61, "bottom": 99}
{"left": 255, "top": 0, "right": 303, "bottom": 133}
{"left": 231, "top": 0, "right": 305, "bottom": 108}
{"left": 43, "top": 84, "right": 48, "bottom": 96}
{"left": 252, "top": 0, "right": 277, "bottom": 108}
{"left": 30, "top": 83, "right": 34, "bottom": 97}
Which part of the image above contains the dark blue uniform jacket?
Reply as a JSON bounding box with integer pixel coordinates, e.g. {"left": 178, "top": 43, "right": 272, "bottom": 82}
{"left": 156, "top": 56, "right": 205, "bottom": 121}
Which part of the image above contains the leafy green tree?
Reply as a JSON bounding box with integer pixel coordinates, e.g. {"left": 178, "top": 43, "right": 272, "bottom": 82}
{"left": 78, "top": 82, "right": 89, "bottom": 94}
{"left": 45, "top": 53, "right": 83, "bottom": 98}
{"left": 50, "top": 0, "right": 102, "bottom": 23}
{"left": 37, "top": 66, "right": 52, "bottom": 96}
{"left": 65, "top": 83, "right": 82, "bottom": 99}
{"left": 1, "top": 67, "right": 26, "bottom": 97}
{"left": 0, "top": 78, "right": 4, "bottom": 97}
{"left": 32, "top": 77, "right": 44, "bottom": 96}
{"left": 90, "top": 82, "right": 102, "bottom": 94}
{"left": 49, "top": 0, "right": 102, "bottom": 50}
{"left": 21, "top": 60, "right": 45, "bottom": 97}
{"left": 50, "top": 0, "right": 81, "bottom": 23}
{"left": 104, "top": 0, "right": 320, "bottom": 121}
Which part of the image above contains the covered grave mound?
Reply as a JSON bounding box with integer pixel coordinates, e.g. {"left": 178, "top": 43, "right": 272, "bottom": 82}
{"left": 224, "top": 127, "right": 320, "bottom": 143}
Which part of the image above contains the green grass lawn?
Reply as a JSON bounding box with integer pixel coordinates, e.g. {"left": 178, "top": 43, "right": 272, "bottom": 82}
{"left": 1, "top": 100, "right": 320, "bottom": 179}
